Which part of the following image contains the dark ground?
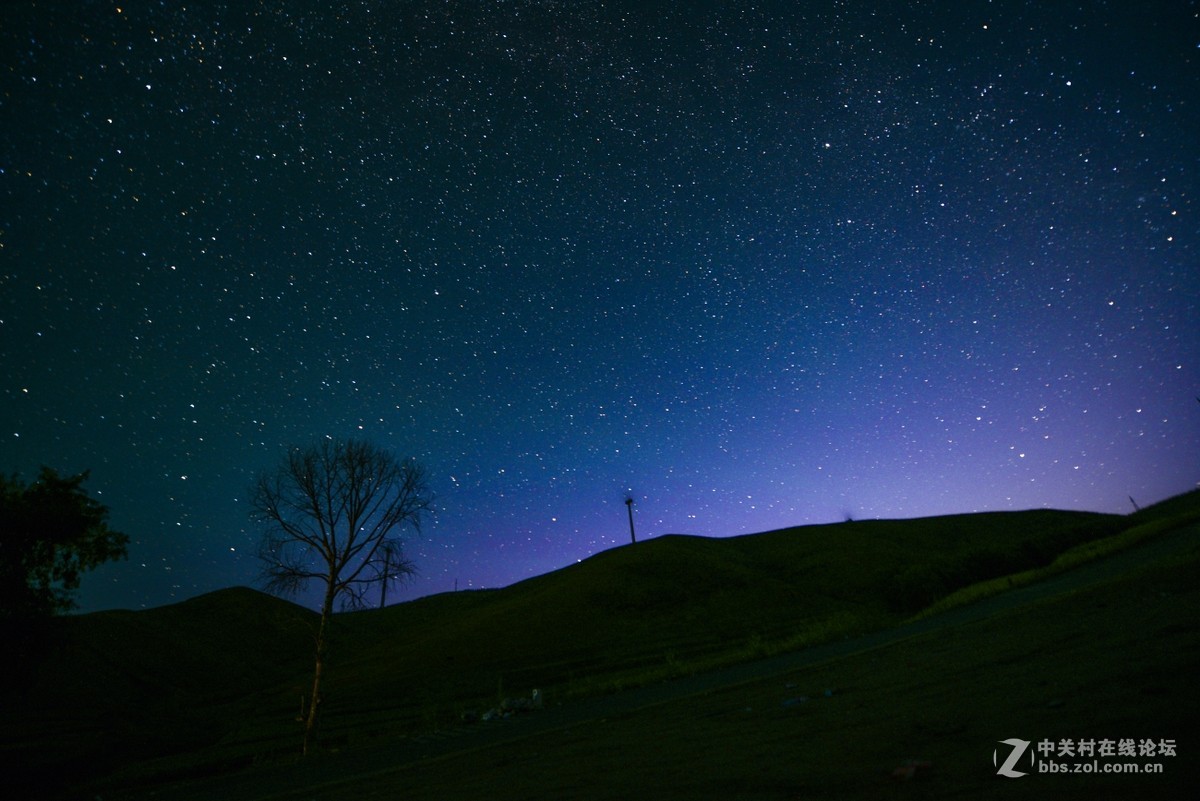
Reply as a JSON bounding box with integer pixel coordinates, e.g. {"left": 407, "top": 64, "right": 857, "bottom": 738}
{"left": 108, "top": 519, "right": 1199, "bottom": 801}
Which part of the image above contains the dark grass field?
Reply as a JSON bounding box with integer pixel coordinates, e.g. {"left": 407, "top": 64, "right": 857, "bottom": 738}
{"left": 3, "top": 492, "right": 1197, "bottom": 799}
{"left": 306, "top": 525, "right": 1200, "bottom": 800}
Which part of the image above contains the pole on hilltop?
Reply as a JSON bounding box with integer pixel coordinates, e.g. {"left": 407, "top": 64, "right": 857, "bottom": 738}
{"left": 625, "top": 497, "right": 637, "bottom": 544}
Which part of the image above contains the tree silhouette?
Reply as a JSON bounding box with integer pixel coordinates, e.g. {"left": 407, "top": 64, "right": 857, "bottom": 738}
{"left": 374, "top": 538, "right": 414, "bottom": 609}
{"left": 249, "top": 439, "right": 432, "bottom": 754}
{"left": 1, "top": 467, "right": 128, "bottom": 624}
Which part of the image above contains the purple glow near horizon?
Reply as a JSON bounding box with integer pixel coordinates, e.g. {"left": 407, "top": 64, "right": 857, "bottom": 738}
{"left": 1, "top": 1, "right": 1196, "bottom": 612}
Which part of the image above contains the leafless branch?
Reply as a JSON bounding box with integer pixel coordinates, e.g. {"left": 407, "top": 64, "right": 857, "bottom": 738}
{"left": 249, "top": 439, "right": 433, "bottom": 608}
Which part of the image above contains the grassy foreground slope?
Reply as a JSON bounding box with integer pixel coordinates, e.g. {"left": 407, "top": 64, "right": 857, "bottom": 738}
{"left": 6, "top": 493, "right": 1197, "bottom": 798}
{"left": 323, "top": 508, "right": 1122, "bottom": 720}
{"left": 2, "top": 588, "right": 315, "bottom": 793}
{"left": 335, "top": 512, "right": 1200, "bottom": 801}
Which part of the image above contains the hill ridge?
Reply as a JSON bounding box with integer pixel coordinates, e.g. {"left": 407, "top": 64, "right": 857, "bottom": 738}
{"left": 8, "top": 490, "right": 1199, "bottom": 798}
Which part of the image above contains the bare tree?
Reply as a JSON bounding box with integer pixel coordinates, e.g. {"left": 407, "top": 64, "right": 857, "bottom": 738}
{"left": 374, "top": 538, "right": 414, "bottom": 609}
{"left": 249, "top": 438, "right": 432, "bottom": 754}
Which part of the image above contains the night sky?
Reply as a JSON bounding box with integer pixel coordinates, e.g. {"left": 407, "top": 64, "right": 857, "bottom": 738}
{"left": 2, "top": 1, "right": 1197, "bottom": 613}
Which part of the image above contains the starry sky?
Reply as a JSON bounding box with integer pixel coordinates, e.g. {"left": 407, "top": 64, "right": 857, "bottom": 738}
{"left": 2, "top": 1, "right": 1197, "bottom": 613}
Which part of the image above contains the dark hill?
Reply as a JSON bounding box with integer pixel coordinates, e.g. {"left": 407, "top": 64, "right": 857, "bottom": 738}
{"left": 2, "top": 587, "right": 315, "bottom": 795}
{"left": 9, "top": 492, "right": 1200, "bottom": 798}
{"left": 326, "top": 507, "right": 1122, "bottom": 713}
{"left": 39, "top": 586, "right": 314, "bottom": 705}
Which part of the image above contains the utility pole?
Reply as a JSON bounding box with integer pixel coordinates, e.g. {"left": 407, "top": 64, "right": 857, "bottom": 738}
{"left": 625, "top": 497, "right": 637, "bottom": 544}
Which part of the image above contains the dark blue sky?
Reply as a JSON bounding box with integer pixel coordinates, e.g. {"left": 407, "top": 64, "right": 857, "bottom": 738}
{"left": 2, "top": 1, "right": 1197, "bottom": 612}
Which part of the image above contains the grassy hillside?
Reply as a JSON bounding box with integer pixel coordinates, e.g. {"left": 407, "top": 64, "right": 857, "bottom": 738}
{"left": 324, "top": 507, "right": 1122, "bottom": 714}
{"left": 6, "top": 491, "right": 1198, "bottom": 798}
{"left": 2, "top": 588, "right": 315, "bottom": 794}
{"left": 330, "top": 513, "right": 1200, "bottom": 801}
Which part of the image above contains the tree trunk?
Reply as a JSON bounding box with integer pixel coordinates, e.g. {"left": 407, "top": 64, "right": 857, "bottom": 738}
{"left": 303, "top": 585, "right": 335, "bottom": 755}
{"left": 379, "top": 548, "right": 391, "bottom": 609}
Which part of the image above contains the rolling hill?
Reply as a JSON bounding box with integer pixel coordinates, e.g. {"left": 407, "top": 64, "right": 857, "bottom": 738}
{"left": 4, "top": 491, "right": 1197, "bottom": 798}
